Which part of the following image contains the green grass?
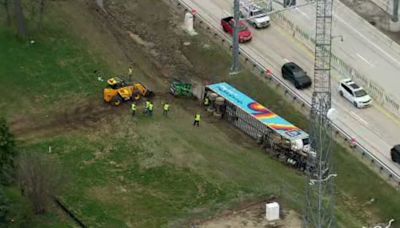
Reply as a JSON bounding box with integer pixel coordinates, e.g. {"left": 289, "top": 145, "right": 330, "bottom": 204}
{"left": 1, "top": 3, "right": 400, "bottom": 228}
{"left": 21, "top": 105, "right": 306, "bottom": 227}
{"left": 19, "top": 83, "right": 400, "bottom": 227}
{"left": 3, "top": 186, "right": 71, "bottom": 227}
{"left": 0, "top": 26, "right": 110, "bottom": 117}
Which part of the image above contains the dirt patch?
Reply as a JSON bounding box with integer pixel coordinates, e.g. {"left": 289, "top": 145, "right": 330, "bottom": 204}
{"left": 191, "top": 199, "right": 302, "bottom": 228}
{"left": 9, "top": 92, "right": 177, "bottom": 142}
{"left": 9, "top": 0, "right": 232, "bottom": 142}
{"left": 10, "top": 99, "right": 118, "bottom": 141}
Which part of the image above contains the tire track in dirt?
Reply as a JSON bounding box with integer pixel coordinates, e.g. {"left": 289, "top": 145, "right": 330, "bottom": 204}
{"left": 9, "top": 0, "right": 199, "bottom": 142}
{"left": 10, "top": 101, "right": 119, "bottom": 141}
{"left": 10, "top": 92, "right": 171, "bottom": 142}
{"left": 93, "top": 0, "right": 201, "bottom": 85}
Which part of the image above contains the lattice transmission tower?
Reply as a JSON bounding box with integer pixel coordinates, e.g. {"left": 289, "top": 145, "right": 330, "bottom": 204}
{"left": 305, "top": 0, "right": 336, "bottom": 227}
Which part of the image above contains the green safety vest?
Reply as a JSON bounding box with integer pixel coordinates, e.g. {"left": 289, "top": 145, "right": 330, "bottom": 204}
{"left": 131, "top": 104, "right": 136, "bottom": 111}
{"left": 204, "top": 98, "right": 209, "bottom": 105}
{"left": 195, "top": 114, "right": 200, "bottom": 121}
{"left": 148, "top": 104, "right": 154, "bottom": 111}
{"left": 145, "top": 101, "right": 150, "bottom": 108}
{"left": 164, "top": 104, "right": 170, "bottom": 111}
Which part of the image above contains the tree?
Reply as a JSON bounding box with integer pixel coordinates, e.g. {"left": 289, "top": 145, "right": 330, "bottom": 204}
{"left": 16, "top": 152, "right": 66, "bottom": 214}
{"left": 14, "top": 0, "right": 27, "bottom": 39}
{"left": 0, "top": 188, "right": 10, "bottom": 224}
{"left": 3, "top": 0, "right": 48, "bottom": 36}
{"left": 0, "top": 117, "right": 16, "bottom": 184}
{"left": 29, "top": 0, "right": 47, "bottom": 31}
{"left": 2, "top": 0, "right": 11, "bottom": 26}
{"left": 37, "top": 0, "right": 46, "bottom": 31}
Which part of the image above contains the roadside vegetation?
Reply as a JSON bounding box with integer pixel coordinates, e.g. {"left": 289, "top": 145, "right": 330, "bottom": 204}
{"left": 0, "top": 0, "right": 399, "bottom": 227}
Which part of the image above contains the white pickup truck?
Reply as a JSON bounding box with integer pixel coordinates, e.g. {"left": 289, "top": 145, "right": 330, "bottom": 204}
{"left": 239, "top": 1, "right": 270, "bottom": 29}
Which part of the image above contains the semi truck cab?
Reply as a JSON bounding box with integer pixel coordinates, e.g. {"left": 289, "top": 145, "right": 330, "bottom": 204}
{"left": 291, "top": 137, "right": 311, "bottom": 154}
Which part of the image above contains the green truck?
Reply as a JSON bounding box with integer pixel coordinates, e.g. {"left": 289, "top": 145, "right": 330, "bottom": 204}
{"left": 169, "top": 79, "right": 193, "bottom": 97}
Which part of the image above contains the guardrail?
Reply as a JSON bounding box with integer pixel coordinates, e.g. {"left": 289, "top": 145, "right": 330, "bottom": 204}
{"left": 166, "top": 0, "right": 400, "bottom": 187}
{"left": 272, "top": 12, "right": 400, "bottom": 119}
{"left": 370, "top": 0, "right": 395, "bottom": 18}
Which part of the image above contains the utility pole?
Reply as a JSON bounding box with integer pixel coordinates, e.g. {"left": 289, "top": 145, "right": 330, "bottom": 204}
{"left": 231, "top": 0, "right": 241, "bottom": 74}
{"left": 305, "top": 0, "right": 335, "bottom": 227}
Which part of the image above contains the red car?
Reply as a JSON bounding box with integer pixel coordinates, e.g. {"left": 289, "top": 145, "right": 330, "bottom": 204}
{"left": 221, "top": 16, "right": 252, "bottom": 43}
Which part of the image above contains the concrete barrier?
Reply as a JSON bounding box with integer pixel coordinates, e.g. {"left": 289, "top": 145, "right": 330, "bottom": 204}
{"left": 271, "top": 12, "right": 400, "bottom": 118}
{"left": 370, "top": 0, "right": 400, "bottom": 27}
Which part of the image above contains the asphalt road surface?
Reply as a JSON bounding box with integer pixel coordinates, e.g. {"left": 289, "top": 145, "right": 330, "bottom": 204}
{"left": 279, "top": 0, "right": 400, "bottom": 101}
{"left": 181, "top": 0, "right": 400, "bottom": 177}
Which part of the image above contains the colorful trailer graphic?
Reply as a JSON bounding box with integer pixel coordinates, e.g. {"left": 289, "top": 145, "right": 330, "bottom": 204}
{"left": 207, "top": 82, "right": 309, "bottom": 142}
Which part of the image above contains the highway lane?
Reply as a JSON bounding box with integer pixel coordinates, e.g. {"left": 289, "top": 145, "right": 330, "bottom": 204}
{"left": 181, "top": 0, "right": 400, "bottom": 175}
{"left": 281, "top": 0, "right": 400, "bottom": 102}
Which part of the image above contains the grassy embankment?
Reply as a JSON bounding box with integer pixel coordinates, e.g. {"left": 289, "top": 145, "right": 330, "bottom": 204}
{"left": 0, "top": 1, "right": 399, "bottom": 227}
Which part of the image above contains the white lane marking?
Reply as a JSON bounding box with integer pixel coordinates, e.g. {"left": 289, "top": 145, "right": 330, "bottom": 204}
{"left": 334, "top": 14, "right": 400, "bottom": 67}
{"left": 223, "top": 10, "right": 231, "bottom": 17}
{"left": 189, "top": 0, "right": 400, "bottom": 163}
{"left": 350, "top": 111, "right": 369, "bottom": 125}
{"left": 356, "top": 53, "right": 374, "bottom": 66}
{"left": 295, "top": 8, "right": 311, "bottom": 20}
{"left": 283, "top": 58, "right": 290, "bottom": 62}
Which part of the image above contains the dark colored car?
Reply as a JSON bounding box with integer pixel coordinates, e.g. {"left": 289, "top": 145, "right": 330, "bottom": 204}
{"left": 281, "top": 62, "right": 312, "bottom": 89}
{"left": 391, "top": 144, "right": 400, "bottom": 164}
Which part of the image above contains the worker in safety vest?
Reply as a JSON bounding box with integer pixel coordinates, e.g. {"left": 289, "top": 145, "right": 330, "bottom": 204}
{"left": 193, "top": 113, "right": 200, "bottom": 127}
{"left": 204, "top": 97, "right": 209, "bottom": 106}
{"left": 131, "top": 103, "right": 136, "bottom": 116}
{"left": 148, "top": 102, "right": 154, "bottom": 117}
{"left": 163, "top": 103, "right": 170, "bottom": 116}
{"left": 144, "top": 100, "right": 150, "bottom": 115}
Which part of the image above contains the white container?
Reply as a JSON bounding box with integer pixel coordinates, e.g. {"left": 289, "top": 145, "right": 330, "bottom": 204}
{"left": 183, "top": 12, "right": 197, "bottom": 36}
{"left": 266, "top": 202, "right": 280, "bottom": 221}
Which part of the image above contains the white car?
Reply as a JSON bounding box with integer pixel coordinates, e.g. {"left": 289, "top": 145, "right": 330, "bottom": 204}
{"left": 239, "top": 1, "right": 270, "bottom": 29}
{"left": 338, "top": 78, "right": 372, "bottom": 108}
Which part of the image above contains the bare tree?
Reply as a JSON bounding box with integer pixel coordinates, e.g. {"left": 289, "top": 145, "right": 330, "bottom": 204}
{"left": 37, "top": 0, "right": 46, "bottom": 31}
{"left": 27, "top": 0, "right": 47, "bottom": 31}
{"left": 0, "top": 117, "right": 16, "bottom": 185}
{"left": 2, "top": 0, "right": 11, "bottom": 26}
{"left": 14, "top": 0, "right": 27, "bottom": 39}
{"left": 30, "top": 0, "right": 37, "bottom": 23}
{"left": 16, "top": 152, "right": 66, "bottom": 214}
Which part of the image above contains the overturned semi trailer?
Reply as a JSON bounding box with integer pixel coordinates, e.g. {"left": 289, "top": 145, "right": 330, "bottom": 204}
{"left": 205, "top": 82, "right": 313, "bottom": 171}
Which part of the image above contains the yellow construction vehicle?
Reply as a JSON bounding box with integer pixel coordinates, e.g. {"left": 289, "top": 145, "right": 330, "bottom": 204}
{"left": 103, "top": 77, "right": 154, "bottom": 106}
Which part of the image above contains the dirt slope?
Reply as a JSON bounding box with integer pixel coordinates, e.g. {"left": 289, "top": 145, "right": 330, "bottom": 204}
{"left": 10, "top": 0, "right": 218, "bottom": 141}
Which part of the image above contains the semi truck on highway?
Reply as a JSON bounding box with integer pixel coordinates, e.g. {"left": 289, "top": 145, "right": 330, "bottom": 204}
{"left": 221, "top": 16, "right": 253, "bottom": 43}
{"left": 205, "top": 82, "right": 314, "bottom": 171}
